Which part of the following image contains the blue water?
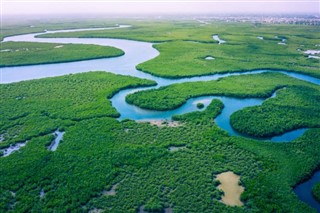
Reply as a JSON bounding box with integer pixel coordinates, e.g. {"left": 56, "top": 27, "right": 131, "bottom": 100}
{"left": 1, "top": 27, "right": 319, "bottom": 210}
{"left": 48, "top": 130, "right": 65, "bottom": 151}
{"left": 2, "top": 27, "right": 319, "bottom": 142}
{"left": 294, "top": 171, "right": 320, "bottom": 212}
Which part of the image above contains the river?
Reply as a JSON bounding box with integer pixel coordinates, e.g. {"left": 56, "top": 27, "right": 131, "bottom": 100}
{"left": 1, "top": 26, "right": 319, "bottom": 211}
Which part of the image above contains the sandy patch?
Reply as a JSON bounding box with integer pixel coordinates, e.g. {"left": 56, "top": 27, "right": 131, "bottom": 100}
{"left": 138, "top": 120, "right": 183, "bottom": 128}
{"left": 48, "top": 130, "right": 65, "bottom": 152}
{"left": 40, "top": 189, "right": 45, "bottom": 199}
{"left": 308, "top": 55, "right": 320, "bottom": 59}
{"left": 0, "top": 134, "right": 5, "bottom": 142}
{"left": 304, "top": 50, "right": 320, "bottom": 55}
{"left": 205, "top": 56, "right": 215, "bottom": 60}
{"left": 124, "top": 128, "right": 132, "bottom": 133}
{"left": 215, "top": 171, "right": 244, "bottom": 206}
{"left": 164, "top": 207, "right": 173, "bottom": 213}
{"left": 54, "top": 45, "right": 64, "bottom": 48}
{"left": 103, "top": 183, "right": 118, "bottom": 196}
{"left": 212, "top": 35, "right": 226, "bottom": 44}
{"left": 0, "top": 49, "right": 12, "bottom": 52}
{"left": 89, "top": 209, "right": 103, "bottom": 213}
{"left": 168, "top": 146, "right": 186, "bottom": 152}
{"left": 1, "top": 141, "right": 28, "bottom": 157}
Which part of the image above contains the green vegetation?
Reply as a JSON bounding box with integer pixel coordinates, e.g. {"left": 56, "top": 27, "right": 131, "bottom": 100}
{"left": 1, "top": 19, "right": 320, "bottom": 212}
{"left": 197, "top": 102, "right": 205, "bottom": 109}
{"left": 312, "top": 182, "right": 320, "bottom": 202}
{"left": 39, "top": 20, "right": 320, "bottom": 78}
{"left": 0, "top": 42, "right": 124, "bottom": 67}
{"left": 230, "top": 86, "right": 320, "bottom": 137}
{"left": 233, "top": 128, "right": 320, "bottom": 213}
{"left": 0, "top": 73, "right": 319, "bottom": 212}
{"left": 1, "top": 18, "right": 124, "bottom": 41}
{"left": 127, "top": 72, "right": 320, "bottom": 137}
{"left": 173, "top": 99, "right": 224, "bottom": 124}
{"left": 137, "top": 40, "right": 320, "bottom": 79}
{"left": 37, "top": 20, "right": 215, "bottom": 42}
{"left": 126, "top": 72, "right": 316, "bottom": 111}
{"left": 0, "top": 72, "right": 155, "bottom": 149}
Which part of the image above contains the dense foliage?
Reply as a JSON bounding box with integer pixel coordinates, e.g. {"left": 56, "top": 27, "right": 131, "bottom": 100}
{"left": 38, "top": 20, "right": 320, "bottom": 78}
{"left": 1, "top": 19, "right": 320, "bottom": 212}
{"left": 196, "top": 102, "right": 205, "bottom": 109}
{"left": 126, "top": 72, "right": 315, "bottom": 111}
{"left": 0, "top": 72, "right": 155, "bottom": 149}
{"left": 0, "top": 42, "right": 124, "bottom": 67}
{"left": 0, "top": 73, "right": 319, "bottom": 212}
{"left": 312, "top": 182, "right": 320, "bottom": 202}
{"left": 137, "top": 40, "right": 319, "bottom": 79}
{"left": 230, "top": 86, "right": 320, "bottom": 137}
{"left": 173, "top": 99, "right": 224, "bottom": 124}
{"left": 127, "top": 72, "right": 319, "bottom": 137}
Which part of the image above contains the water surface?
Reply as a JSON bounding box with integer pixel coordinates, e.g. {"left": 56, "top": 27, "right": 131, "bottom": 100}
{"left": 294, "top": 171, "right": 320, "bottom": 212}
{"left": 1, "top": 26, "right": 320, "bottom": 211}
{"left": 48, "top": 130, "right": 65, "bottom": 151}
{"left": 212, "top": 35, "right": 226, "bottom": 44}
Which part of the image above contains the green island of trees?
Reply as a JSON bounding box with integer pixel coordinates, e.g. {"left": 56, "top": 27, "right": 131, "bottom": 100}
{"left": 38, "top": 20, "right": 320, "bottom": 78}
{"left": 196, "top": 102, "right": 205, "bottom": 109}
{"left": 126, "top": 72, "right": 320, "bottom": 137}
{"left": 230, "top": 86, "right": 320, "bottom": 137}
{"left": 0, "top": 42, "right": 124, "bottom": 67}
{"left": 312, "top": 183, "right": 320, "bottom": 202}
{"left": 126, "top": 72, "right": 316, "bottom": 111}
{"left": 173, "top": 99, "right": 224, "bottom": 124}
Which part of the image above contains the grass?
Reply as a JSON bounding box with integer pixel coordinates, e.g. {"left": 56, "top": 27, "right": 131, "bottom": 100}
{"left": 0, "top": 42, "right": 124, "bottom": 67}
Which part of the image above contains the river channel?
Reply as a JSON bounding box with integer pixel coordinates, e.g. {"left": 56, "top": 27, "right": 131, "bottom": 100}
{"left": 1, "top": 26, "right": 319, "bottom": 211}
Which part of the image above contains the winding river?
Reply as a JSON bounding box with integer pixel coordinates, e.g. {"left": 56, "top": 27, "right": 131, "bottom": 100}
{"left": 1, "top": 26, "right": 320, "bottom": 210}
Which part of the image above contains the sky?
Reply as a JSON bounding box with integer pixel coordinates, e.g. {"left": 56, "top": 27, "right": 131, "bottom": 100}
{"left": 1, "top": 0, "right": 320, "bottom": 16}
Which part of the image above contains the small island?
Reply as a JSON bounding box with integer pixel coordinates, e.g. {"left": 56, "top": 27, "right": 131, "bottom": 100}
{"left": 197, "top": 102, "right": 205, "bottom": 109}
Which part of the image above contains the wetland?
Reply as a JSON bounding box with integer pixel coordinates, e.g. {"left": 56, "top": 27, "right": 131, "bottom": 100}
{"left": 0, "top": 18, "right": 319, "bottom": 212}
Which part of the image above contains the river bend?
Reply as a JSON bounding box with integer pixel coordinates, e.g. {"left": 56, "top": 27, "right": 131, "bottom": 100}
{"left": 1, "top": 26, "right": 320, "bottom": 211}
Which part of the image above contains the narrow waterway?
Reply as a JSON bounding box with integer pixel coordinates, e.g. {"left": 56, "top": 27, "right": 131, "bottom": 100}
{"left": 48, "top": 130, "right": 65, "bottom": 151}
{"left": 294, "top": 171, "right": 320, "bottom": 212}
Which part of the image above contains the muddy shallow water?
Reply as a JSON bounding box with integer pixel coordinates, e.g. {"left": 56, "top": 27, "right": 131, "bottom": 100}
{"left": 216, "top": 171, "right": 244, "bottom": 206}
